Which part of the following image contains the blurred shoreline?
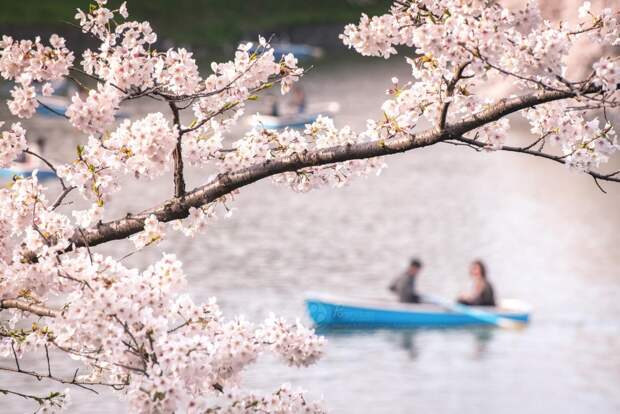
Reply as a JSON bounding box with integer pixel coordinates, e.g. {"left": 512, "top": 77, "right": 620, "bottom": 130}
{"left": 0, "top": 0, "right": 392, "bottom": 59}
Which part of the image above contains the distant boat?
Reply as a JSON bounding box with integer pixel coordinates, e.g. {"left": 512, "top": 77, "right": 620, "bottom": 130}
{"left": 36, "top": 96, "right": 129, "bottom": 119}
{"left": 37, "top": 96, "right": 70, "bottom": 117}
{"left": 248, "top": 42, "right": 324, "bottom": 60}
{"left": 0, "top": 167, "right": 57, "bottom": 181}
{"left": 0, "top": 81, "right": 74, "bottom": 118}
{"left": 249, "top": 101, "right": 340, "bottom": 130}
{"left": 305, "top": 293, "right": 531, "bottom": 328}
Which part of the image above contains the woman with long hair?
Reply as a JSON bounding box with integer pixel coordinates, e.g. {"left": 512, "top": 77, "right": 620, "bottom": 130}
{"left": 457, "top": 260, "right": 496, "bottom": 307}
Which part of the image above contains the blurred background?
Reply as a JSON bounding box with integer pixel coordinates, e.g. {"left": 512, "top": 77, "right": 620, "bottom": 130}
{"left": 0, "top": 0, "right": 393, "bottom": 59}
{"left": 1, "top": 1, "right": 619, "bottom": 413}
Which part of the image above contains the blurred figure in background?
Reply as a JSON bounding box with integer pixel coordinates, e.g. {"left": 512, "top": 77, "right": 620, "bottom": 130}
{"left": 13, "top": 137, "right": 46, "bottom": 169}
{"left": 457, "top": 260, "right": 496, "bottom": 307}
{"left": 389, "top": 258, "right": 423, "bottom": 303}
{"left": 290, "top": 84, "right": 306, "bottom": 113}
{"left": 267, "top": 94, "right": 280, "bottom": 117}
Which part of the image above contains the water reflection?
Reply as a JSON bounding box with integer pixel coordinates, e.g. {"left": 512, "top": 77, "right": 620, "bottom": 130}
{"left": 317, "top": 325, "right": 497, "bottom": 360}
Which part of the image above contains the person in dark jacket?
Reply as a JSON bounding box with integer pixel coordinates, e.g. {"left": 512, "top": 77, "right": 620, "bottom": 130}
{"left": 457, "top": 260, "right": 496, "bottom": 307}
{"left": 389, "top": 258, "right": 423, "bottom": 303}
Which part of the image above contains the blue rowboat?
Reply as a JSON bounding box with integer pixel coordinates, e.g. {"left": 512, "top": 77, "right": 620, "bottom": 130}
{"left": 37, "top": 96, "right": 69, "bottom": 117}
{"left": 0, "top": 168, "right": 57, "bottom": 181}
{"left": 305, "top": 293, "right": 531, "bottom": 328}
{"left": 36, "top": 96, "right": 130, "bottom": 119}
{"left": 252, "top": 112, "right": 322, "bottom": 130}
{"left": 248, "top": 42, "right": 324, "bottom": 60}
{"left": 249, "top": 101, "right": 340, "bottom": 130}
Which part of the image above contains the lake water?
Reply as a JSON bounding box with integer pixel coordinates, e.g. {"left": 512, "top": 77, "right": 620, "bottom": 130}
{"left": 3, "top": 55, "right": 620, "bottom": 413}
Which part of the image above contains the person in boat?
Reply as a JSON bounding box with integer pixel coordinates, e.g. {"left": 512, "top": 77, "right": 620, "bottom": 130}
{"left": 290, "top": 84, "right": 306, "bottom": 114}
{"left": 389, "top": 258, "right": 423, "bottom": 303}
{"left": 457, "top": 260, "right": 496, "bottom": 307}
{"left": 13, "top": 137, "right": 45, "bottom": 169}
{"left": 267, "top": 94, "right": 280, "bottom": 117}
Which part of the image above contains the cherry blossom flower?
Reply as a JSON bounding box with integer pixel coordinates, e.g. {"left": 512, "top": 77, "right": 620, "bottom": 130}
{"left": 130, "top": 214, "right": 166, "bottom": 249}
{"left": 593, "top": 57, "right": 620, "bottom": 91}
{"left": 66, "top": 83, "right": 123, "bottom": 135}
{"left": 106, "top": 113, "right": 178, "bottom": 178}
{"left": 0, "top": 122, "right": 27, "bottom": 167}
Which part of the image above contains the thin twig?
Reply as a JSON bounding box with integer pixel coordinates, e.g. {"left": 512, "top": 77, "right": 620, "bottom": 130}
{"left": 50, "top": 186, "right": 76, "bottom": 211}
{"left": 78, "top": 228, "right": 94, "bottom": 264}
{"left": 454, "top": 136, "right": 620, "bottom": 192}
{"left": 45, "top": 345, "right": 52, "bottom": 377}
{"left": 36, "top": 99, "right": 69, "bottom": 119}
{"left": 169, "top": 102, "right": 185, "bottom": 197}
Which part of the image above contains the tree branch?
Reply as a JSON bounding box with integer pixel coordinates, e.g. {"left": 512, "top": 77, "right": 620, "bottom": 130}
{"left": 0, "top": 365, "right": 101, "bottom": 394}
{"left": 454, "top": 136, "right": 620, "bottom": 188}
{"left": 437, "top": 61, "right": 470, "bottom": 131}
{"left": 65, "top": 86, "right": 605, "bottom": 250}
{"left": 169, "top": 102, "right": 186, "bottom": 198}
{"left": 0, "top": 388, "right": 64, "bottom": 406}
{"left": 0, "top": 299, "right": 59, "bottom": 318}
{"left": 23, "top": 149, "right": 72, "bottom": 193}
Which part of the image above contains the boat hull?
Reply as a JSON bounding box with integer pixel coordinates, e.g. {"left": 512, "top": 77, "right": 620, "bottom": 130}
{"left": 255, "top": 113, "right": 320, "bottom": 129}
{"left": 248, "top": 102, "right": 340, "bottom": 130}
{"left": 0, "top": 168, "right": 57, "bottom": 181}
{"left": 306, "top": 296, "right": 530, "bottom": 328}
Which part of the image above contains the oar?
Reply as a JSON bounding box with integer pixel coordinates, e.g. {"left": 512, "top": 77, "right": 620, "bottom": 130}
{"left": 420, "top": 294, "right": 525, "bottom": 330}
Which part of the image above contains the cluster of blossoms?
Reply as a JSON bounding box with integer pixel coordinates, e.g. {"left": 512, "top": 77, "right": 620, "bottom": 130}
{"left": 525, "top": 102, "right": 618, "bottom": 168}
{"left": 107, "top": 113, "right": 178, "bottom": 178}
{"left": 0, "top": 34, "right": 74, "bottom": 118}
{"left": 341, "top": 0, "right": 619, "bottom": 163}
{"left": 211, "top": 384, "right": 325, "bottom": 413}
{"left": 0, "top": 2, "right": 323, "bottom": 412}
{"left": 183, "top": 123, "right": 225, "bottom": 166}
{"left": 593, "top": 56, "right": 620, "bottom": 91}
{"left": 0, "top": 1, "right": 618, "bottom": 413}
{"left": 0, "top": 122, "right": 26, "bottom": 167}
{"left": 130, "top": 214, "right": 166, "bottom": 249}
{"left": 172, "top": 204, "right": 219, "bottom": 237}
{"left": 2, "top": 252, "right": 324, "bottom": 413}
{"left": 57, "top": 136, "right": 119, "bottom": 205}
{"left": 0, "top": 174, "right": 76, "bottom": 300}
{"left": 218, "top": 115, "right": 385, "bottom": 192}
{"left": 66, "top": 83, "right": 122, "bottom": 135}
{"left": 58, "top": 112, "right": 177, "bottom": 208}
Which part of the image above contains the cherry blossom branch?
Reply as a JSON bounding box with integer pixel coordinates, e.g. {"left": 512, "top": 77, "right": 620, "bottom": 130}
{"left": 0, "top": 299, "right": 59, "bottom": 318}
{"left": 66, "top": 86, "right": 607, "bottom": 250}
{"left": 453, "top": 136, "right": 620, "bottom": 192}
{"left": 1, "top": 3, "right": 617, "bottom": 411}
{"left": 23, "top": 149, "right": 77, "bottom": 208}
{"left": 0, "top": 364, "right": 119, "bottom": 394}
{"left": 0, "top": 330, "right": 129, "bottom": 393}
{"left": 178, "top": 75, "right": 291, "bottom": 136}
{"left": 155, "top": 34, "right": 277, "bottom": 104}
{"left": 50, "top": 186, "right": 76, "bottom": 211}
{"left": 0, "top": 388, "right": 65, "bottom": 407}
{"left": 437, "top": 61, "right": 470, "bottom": 130}
{"left": 465, "top": 45, "right": 618, "bottom": 107}
{"left": 23, "top": 149, "right": 71, "bottom": 190}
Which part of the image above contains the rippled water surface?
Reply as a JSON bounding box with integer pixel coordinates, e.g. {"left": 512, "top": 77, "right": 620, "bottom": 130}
{"left": 3, "top": 56, "right": 620, "bottom": 413}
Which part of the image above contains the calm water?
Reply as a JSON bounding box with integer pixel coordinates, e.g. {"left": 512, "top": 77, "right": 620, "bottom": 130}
{"left": 3, "top": 56, "right": 620, "bottom": 413}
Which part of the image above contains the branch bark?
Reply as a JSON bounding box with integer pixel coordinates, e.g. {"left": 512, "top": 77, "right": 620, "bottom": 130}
{"left": 0, "top": 299, "right": 59, "bottom": 318}
{"left": 66, "top": 86, "right": 606, "bottom": 250}
{"left": 437, "top": 61, "right": 470, "bottom": 131}
{"left": 169, "top": 102, "right": 186, "bottom": 198}
{"left": 455, "top": 136, "right": 620, "bottom": 187}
